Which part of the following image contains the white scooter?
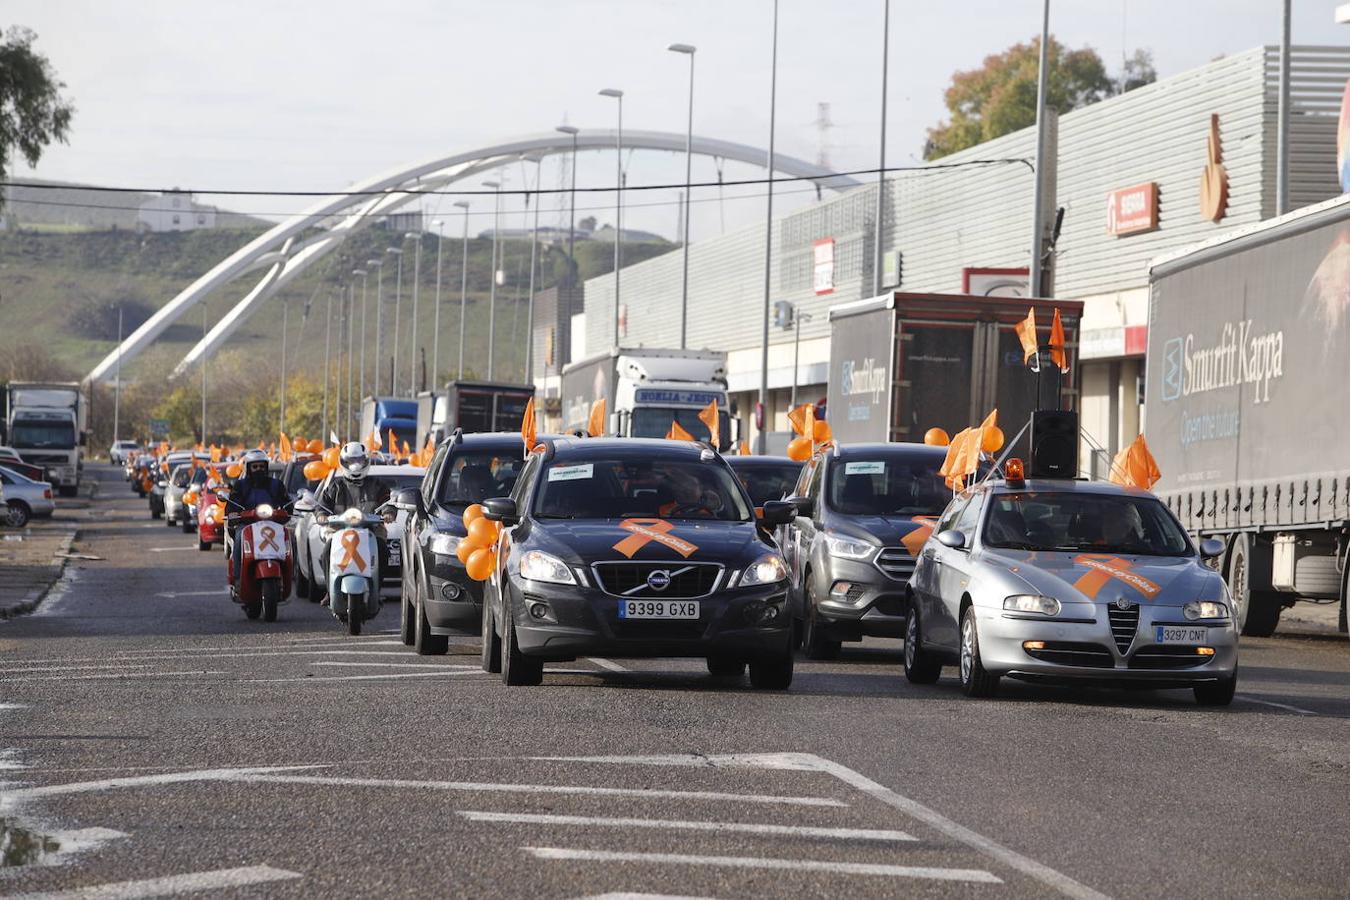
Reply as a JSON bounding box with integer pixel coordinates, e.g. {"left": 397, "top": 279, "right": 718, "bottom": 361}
{"left": 321, "top": 505, "right": 384, "bottom": 636}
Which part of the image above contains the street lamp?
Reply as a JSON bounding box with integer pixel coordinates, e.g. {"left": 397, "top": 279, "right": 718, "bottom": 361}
{"left": 483, "top": 179, "right": 502, "bottom": 380}
{"left": 873, "top": 1, "right": 890, "bottom": 297}
{"left": 599, "top": 88, "right": 624, "bottom": 350}
{"left": 555, "top": 124, "right": 580, "bottom": 307}
{"left": 758, "top": 0, "right": 780, "bottom": 454}
{"left": 521, "top": 154, "right": 543, "bottom": 385}
{"left": 453, "top": 201, "right": 470, "bottom": 379}
{"left": 369, "top": 258, "right": 384, "bottom": 395}
{"left": 356, "top": 265, "right": 371, "bottom": 404}
{"left": 668, "top": 42, "right": 696, "bottom": 348}
{"left": 430, "top": 220, "right": 445, "bottom": 392}
{"left": 387, "top": 245, "right": 405, "bottom": 395}
{"left": 406, "top": 230, "right": 423, "bottom": 396}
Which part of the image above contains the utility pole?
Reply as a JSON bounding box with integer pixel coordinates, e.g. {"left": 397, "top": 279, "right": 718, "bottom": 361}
{"left": 373, "top": 260, "right": 385, "bottom": 395}
{"left": 600, "top": 88, "right": 624, "bottom": 350}
{"left": 757, "top": 0, "right": 780, "bottom": 455}
{"left": 407, "top": 231, "right": 422, "bottom": 395}
{"left": 112, "top": 306, "right": 123, "bottom": 445}
{"left": 322, "top": 289, "right": 332, "bottom": 441}
{"left": 430, "top": 221, "right": 444, "bottom": 391}
{"left": 1276, "top": 0, "right": 1292, "bottom": 216}
{"left": 455, "top": 201, "right": 470, "bottom": 379}
{"left": 389, "top": 245, "right": 405, "bottom": 395}
{"left": 279, "top": 298, "right": 289, "bottom": 435}
{"left": 873, "top": 0, "right": 890, "bottom": 296}
{"left": 668, "top": 43, "right": 697, "bottom": 348}
{"left": 485, "top": 177, "right": 503, "bottom": 380}
{"left": 525, "top": 160, "right": 542, "bottom": 385}
{"left": 1029, "top": 0, "right": 1052, "bottom": 298}
{"left": 200, "top": 305, "right": 208, "bottom": 445}
{"left": 346, "top": 281, "right": 356, "bottom": 439}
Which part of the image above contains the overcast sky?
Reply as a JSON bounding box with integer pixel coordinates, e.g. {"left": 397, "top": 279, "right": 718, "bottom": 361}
{"left": 10, "top": 0, "right": 1350, "bottom": 240}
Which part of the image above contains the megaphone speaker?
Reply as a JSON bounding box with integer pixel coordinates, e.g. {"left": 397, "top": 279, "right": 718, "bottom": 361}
{"left": 1030, "top": 410, "right": 1079, "bottom": 478}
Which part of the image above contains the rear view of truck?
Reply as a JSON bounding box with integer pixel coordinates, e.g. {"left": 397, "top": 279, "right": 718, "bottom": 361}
{"left": 1147, "top": 196, "right": 1350, "bottom": 637}
{"left": 5, "top": 382, "right": 87, "bottom": 496}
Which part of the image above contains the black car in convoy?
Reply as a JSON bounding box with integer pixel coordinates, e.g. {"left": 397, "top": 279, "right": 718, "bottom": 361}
{"left": 783, "top": 442, "right": 951, "bottom": 659}
{"left": 468, "top": 437, "right": 797, "bottom": 688}
{"left": 726, "top": 455, "right": 803, "bottom": 508}
{"left": 393, "top": 431, "right": 528, "bottom": 654}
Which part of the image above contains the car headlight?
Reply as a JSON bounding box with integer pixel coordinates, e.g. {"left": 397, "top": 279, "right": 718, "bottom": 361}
{"left": 824, "top": 534, "right": 875, "bottom": 560}
{"left": 255, "top": 503, "right": 274, "bottom": 519}
{"left": 518, "top": 550, "right": 576, "bottom": 585}
{"left": 430, "top": 533, "right": 461, "bottom": 556}
{"left": 1184, "top": 600, "right": 1229, "bottom": 620}
{"left": 341, "top": 507, "right": 363, "bottom": 526}
{"left": 740, "top": 554, "right": 788, "bottom": 587}
{"left": 1003, "top": 594, "right": 1061, "bottom": 616}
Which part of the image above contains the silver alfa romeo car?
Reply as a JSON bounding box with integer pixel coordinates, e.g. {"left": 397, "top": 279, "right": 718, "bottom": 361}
{"left": 905, "top": 475, "right": 1238, "bottom": 705}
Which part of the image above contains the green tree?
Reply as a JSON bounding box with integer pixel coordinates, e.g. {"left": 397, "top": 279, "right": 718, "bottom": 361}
{"left": 924, "top": 38, "right": 1155, "bottom": 160}
{"left": 0, "top": 26, "right": 74, "bottom": 209}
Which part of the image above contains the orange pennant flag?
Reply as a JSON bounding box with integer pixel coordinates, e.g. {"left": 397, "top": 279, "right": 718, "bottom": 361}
{"left": 1014, "top": 307, "right": 1039, "bottom": 366}
{"left": 1049, "top": 308, "right": 1068, "bottom": 373}
{"left": 366, "top": 429, "right": 382, "bottom": 452}
{"left": 939, "top": 427, "right": 983, "bottom": 491}
{"left": 521, "top": 397, "right": 538, "bottom": 456}
{"left": 738, "top": 440, "right": 751, "bottom": 456}
{"left": 1108, "top": 434, "right": 1161, "bottom": 490}
{"left": 786, "top": 403, "right": 811, "bottom": 437}
{"left": 401, "top": 440, "right": 410, "bottom": 458}
{"left": 666, "top": 420, "right": 695, "bottom": 441}
{"left": 804, "top": 403, "right": 817, "bottom": 448}
{"left": 697, "top": 399, "right": 720, "bottom": 449}
{"left": 278, "top": 433, "right": 292, "bottom": 463}
{"left": 387, "top": 429, "right": 397, "bottom": 453}
{"left": 587, "top": 398, "right": 606, "bottom": 437}
{"left": 210, "top": 445, "right": 223, "bottom": 463}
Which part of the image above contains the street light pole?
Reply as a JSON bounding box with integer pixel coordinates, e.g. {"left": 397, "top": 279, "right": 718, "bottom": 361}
{"left": 454, "top": 200, "right": 470, "bottom": 380}
{"left": 524, "top": 158, "right": 542, "bottom": 386}
{"left": 430, "top": 220, "right": 445, "bottom": 392}
{"left": 600, "top": 89, "right": 624, "bottom": 350}
{"left": 1029, "top": 0, "right": 1051, "bottom": 298}
{"left": 1276, "top": 0, "right": 1292, "bottom": 216}
{"left": 388, "top": 245, "right": 405, "bottom": 394}
{"left": 113, "top": 305, "right": 123, "bottom": 445}
{"left": 757, "top": 0, "right": 780, "bottom": 455}
{"left": 406, "top": 230, "right": 422, "bottom": 395}
{"left": 483, "top": 178, "right": 502, "bottom": 380}
{"left": 556, "top": 124, "right": 580, "bottom": 349}
{"left": 373, "top": 260, "right": 385, "bottom": 395}
{"left": 345, "top": 280, "right": 356, "bottom": 439}
{"left": 873, "top": 0, "right": 890, "bottom": 297}
{"left": 358, "top": 265, "right": 372, "bottom": 404}
{"left": 201, "top": 304, "right": 208, "bottom": 445}
{"left": 279, "top": 298, "right": 289, "bottom": 435}
{"left": 668, "top": 43, "right": 696, "bottom": 348}
{"left": 322, "top": 289, "right": 332, "bottom": 442}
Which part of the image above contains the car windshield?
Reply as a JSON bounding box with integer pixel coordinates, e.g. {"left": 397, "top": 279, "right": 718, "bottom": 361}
{"left": 437, "top": 450, "right": 525, "bottom": 507}
{"left": 982, "top": 491, "right": 1192, "bottom": 556}
{"left": 630, "top": 407, "right": 731, "bottom": 448}
{"left": 285, "top": 460, "right": 319, "bottom": 495}
{"left": 826, "top": 457, "right": 949, "bottom": 516}
{"left": 534, "top": 457, "right": 752, "bottom": 521}
{"left": 11, "top": 422, "right": 74, "bottom": 449}
{"left": 733, "top": 463, "right": 802, "bottom": 506}
{"left": 365, "top": 473, "right": 424, "bottom": 507}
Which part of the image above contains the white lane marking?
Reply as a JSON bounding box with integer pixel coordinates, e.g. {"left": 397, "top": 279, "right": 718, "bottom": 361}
{"left": 0, "top": 664, "right": 153, "bottom": 675}
{"left": 1239, "top": 696, "right": 1318, "bottom": 716}
{"left": 586, "top": 657, "right": 628, "bottom": 672}
{"left": 234, "top": 773, "right": 846, "bottom": 807}
{"left": 579, "top": 895, "right": 715, "bottom": 900}
{"left": 248, "top": 670, "right": 487, "bottom": 683}
{"left": 52, "top": 827, "right": 128, "bottom": 842}
{"left": 4, "top": 649, "right": 428, "bottom": 669}
{"left": 147, "top": 546, "right": 197, "bottom": 553}
{"left": 2, "top": 765, "right": 326, "bottom": 801}
{"left": 13, "top": 671, "right": 227, "bottom": 683}
{"left": 524, "top": 848, "right": 1000, "bottom": 883}
{"left": 111, "top": 638, "right": 405, "bottom": 654}
{"left": 532, "top": 753, "right": 1107, "bottom": 900}
{"left": 459, "top": 810, "right": 915, "bottom": 842}
{"left": 5, "top": 864, "right": 302, "bottom": 898}
{"left": 309, "top": 662, "right": 478, "bottom": 669}
{"left": 153, "top": 590, "right": 226, "bottom": 599}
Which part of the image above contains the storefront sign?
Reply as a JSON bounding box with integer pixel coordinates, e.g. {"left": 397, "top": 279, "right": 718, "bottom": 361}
{"left": 1106, "top": 182, "right": 1158, "bottom": 236}
{"left": 813, "top": 238, "right": 835, "bottom": 295}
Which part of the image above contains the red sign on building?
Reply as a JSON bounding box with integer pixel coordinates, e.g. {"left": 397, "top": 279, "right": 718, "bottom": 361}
{"left": 1106, "top": 182, "right": 1159, "bottom": 236}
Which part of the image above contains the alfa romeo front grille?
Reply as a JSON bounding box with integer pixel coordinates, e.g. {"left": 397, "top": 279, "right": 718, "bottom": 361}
{"left": 875, "top": 549, "right": 916, "bottom": 582}
{"left": 1107, "top": 604, "right": 1140, "bottom": 654}
{"left": 592, "top": 562, "right": 721, "bottom": 599}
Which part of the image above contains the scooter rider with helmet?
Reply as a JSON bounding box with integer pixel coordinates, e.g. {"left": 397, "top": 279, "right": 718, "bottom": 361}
{"left": 226, "top": 448, "right": 289, "bottom": 591}
{"left": 315, "top": 442, "right": 390, "bottom": 589}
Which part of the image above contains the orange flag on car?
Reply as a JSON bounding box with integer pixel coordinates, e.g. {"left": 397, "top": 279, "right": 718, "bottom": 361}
{"left": 1109, "top": 434, "right": 1161, "bottom": 490}
{"left": 786, "top": 403, "right": 811, "bottom": 436}
{"left": 366, "top": 429, "right": 382, "bottom": 452}
{"left": 666, "top": 420, "right": 695, "bottom": 441}
{"left": 697, "top": 398, "right": 720, "bottom": 449}
{"left": 587, "top": 398, "right": 606, "bottom": 437}
{"left": 278, "top": 433, "right": 292, "bottom": 463}
{"left": 387, "top": 429, "right": 397, "bottom": 454}
{"left": 521, "top": 397, "right": 537, "bottom": 457}
{"left": 1049, "top": 308, "right": 1068, "bottom": 373}
{"left": 210, "top": 444, "right": 223, "bottom": 463}
{"left": 1014, "top": 307, "right": 1039, "bottom": 367}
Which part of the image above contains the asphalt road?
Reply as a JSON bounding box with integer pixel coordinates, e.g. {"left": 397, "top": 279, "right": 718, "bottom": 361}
{"left": 2, "top": 464, "right": 1347, "bottom": 899}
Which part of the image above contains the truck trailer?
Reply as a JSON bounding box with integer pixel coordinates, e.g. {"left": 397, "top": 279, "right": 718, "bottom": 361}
{"left": 415, "top": 381, "right": 536, "bottom": 447}
{"left": 1147, "top": 195, "right": 1350, "bottom": 638}
{"left": 4, "top": 381, "right": 88, "bottom": 496}
{"left": 559, "top": 347, "right": 733, "bottom": 445}
{"left": 826, "top": 293, "right": 1084, "bottom": 453}
{"left": 359, "top": 396, "right": 418, "bottom": 452}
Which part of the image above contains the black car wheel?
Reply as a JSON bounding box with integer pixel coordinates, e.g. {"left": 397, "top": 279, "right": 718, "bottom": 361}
{"left": 903, "top": 603, "right": 943, "bottom": 684}
{"left": 706, "top": 656, "right": 746, "bottom": 678}
{"left": 801, "top": 581, "right": 840, "bottom": 660}
{"left": 414, "top": 594, "right": 448, "bottom": 656}
{"left": 958, "top": 607, "right": 999, "bottom": 698}
{"left": 400, "top": 593, "right": 416, "bottom": 646}
{"left": 1194, "top": 670, "right": 1237, "bottom": 706}
{"left": 501, "top": 609, "right": 543, "bottom": 686}
{"left": 5, "top": 501, "right": 30, "bottom": 529}
{"left": 481, "top": 601, "right": 502, "bottom": 673}
{"left": 748, "top": 652, "right": 793, "bottom": 690}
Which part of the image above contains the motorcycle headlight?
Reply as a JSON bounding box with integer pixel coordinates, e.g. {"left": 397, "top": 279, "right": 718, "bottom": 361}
{"left": 518, "top": 550, "right": 576, "bottom": 585}
{"left": 204, "top": 510, "right": 215, "bottom": 523}
{"left": 1003, "top": 594, "right": 1061, "bottom": 616}
{"left": 1184, "top": 600, "right": 1229, "bottom": 620}
{"left": 824, "top": 534, "right": 875, "bottom": 560}
{"left": 430, "top": 533, "right": 461, "bottom": 556}
{"left": 342, "top": 507, "right": 363, "bottom": 526}
{"left": 739, "top": 554, "right": 788, "bottom": 587}
{"left": 255, "top": 503, "right": 274, "bottom": 519}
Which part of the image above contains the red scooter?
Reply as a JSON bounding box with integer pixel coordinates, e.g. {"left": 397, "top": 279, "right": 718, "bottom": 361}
{"left": 226, "top": 501, "right": 293, "bottom": 622}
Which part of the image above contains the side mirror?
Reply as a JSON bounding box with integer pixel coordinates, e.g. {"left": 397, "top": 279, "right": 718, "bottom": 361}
{"left": 389, "top": 487, "right": 424, "bottom": 514}
{"left": 1199, "top": 538, "right": 1225, "bottom": 560}
{"left": 936, "top": 529, "right": 966, "bottom": 550}
{"left": 482, "top": 496, "right": 519, "bottom": 525}
{"left": 787, "top": 495, "right": 814, "bottom": 518}
{"left": 760, "top": 500, "right": 796, "bottom": 527}
{"left": 293, "top": 489, "right": 314, "bottom": 513}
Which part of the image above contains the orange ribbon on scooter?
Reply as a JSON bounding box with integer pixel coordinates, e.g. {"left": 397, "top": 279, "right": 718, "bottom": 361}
{"left": 258, "top": 525, "right": 281, "bottom": 554}
{"left": 337, "top": 530, "right": 368, "bottom": 570}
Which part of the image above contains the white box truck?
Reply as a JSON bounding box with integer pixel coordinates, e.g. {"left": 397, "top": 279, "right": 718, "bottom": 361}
{"left": 560, "top": 348, "right": 734, "bottom": 444}
{"left": 5, "top": 382, "right": 88, "bottom": 496}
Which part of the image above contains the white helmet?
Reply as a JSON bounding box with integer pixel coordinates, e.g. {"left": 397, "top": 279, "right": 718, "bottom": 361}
{"left": 339, "top": 442, "right": 370, "bottom": 481}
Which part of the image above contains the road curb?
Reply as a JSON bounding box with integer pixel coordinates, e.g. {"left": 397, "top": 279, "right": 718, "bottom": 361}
{"left": 0, "top": 527, "right": 79, "bottom": 620}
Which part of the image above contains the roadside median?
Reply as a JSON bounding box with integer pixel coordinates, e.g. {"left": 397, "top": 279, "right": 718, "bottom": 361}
{"left": 0, "top": 478, "right": 97, "bottom": 619}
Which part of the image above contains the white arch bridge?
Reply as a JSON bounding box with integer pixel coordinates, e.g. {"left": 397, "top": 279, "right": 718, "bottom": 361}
{"left": 84, "top": 130, "right": 861, "bottom": 385}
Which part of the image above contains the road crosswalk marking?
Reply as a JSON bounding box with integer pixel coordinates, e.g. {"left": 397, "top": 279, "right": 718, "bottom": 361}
{"left": 524, "top": 848, "right": 1002, "bottom": 883}
{"left": 5, "top": 864, "right": 302, "bottom": 899}
{"left": 459, "top": 810, "right": 915, "bottom": 842}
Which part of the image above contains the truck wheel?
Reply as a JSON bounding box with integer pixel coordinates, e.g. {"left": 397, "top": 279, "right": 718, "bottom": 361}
{"left": 904, "top": 604, "right": 943, "bottom": 684}
{"left": 414, "top": 596, "right": 448, "bottom": 655}
{"left": 959, "top": 607, "right": 999, "bottom": 698}
{"left": 5, "top": 501, "right": 30, "bottom": 529}
{"left": 1228, "top": 534, "right": 1282, "bottom": 637}
{"left": 749, "top": 653, "right": 793, "bottom": 690}
{"left": 1194, "top": 671, "right": 1237, "bottom": 706}
{"left": 801, "top": 584, "right": 840, "bottom": 660}
{"left": 261, "top": 579, "right": 280, "bottom": 623}
{"left": 501, "top": 618, "right": 543, "bottom": 686}
{"left": 481, "top": 601, "right": 501, "bottom": 673}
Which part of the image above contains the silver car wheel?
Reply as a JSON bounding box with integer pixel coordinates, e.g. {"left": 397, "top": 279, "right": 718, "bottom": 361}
{"left": 960, "top": 616, "right": 974, "bottom": 684}
{"left": 905, "top": 612, "right": 917, "bottom": 669}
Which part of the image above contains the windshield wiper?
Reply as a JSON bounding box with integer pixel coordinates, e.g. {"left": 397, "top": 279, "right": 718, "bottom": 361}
{"left": 535, "top": 513, "right": 575, "bottom": 519}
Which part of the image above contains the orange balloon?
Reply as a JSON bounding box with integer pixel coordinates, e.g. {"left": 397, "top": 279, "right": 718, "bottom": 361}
{"left": 225, "top": 463, "right": 243, "bottom": 479}
{"left": 468, "top": 516, "right": 499, "bottom": 548}
{"left": 463, "top": 503, "right": 484, "bottom": 528}
{"left": 981, "top": 426, "right": 1005, "bottom": 454}
{"left": 812, "top": 420, "right": 832, "bottom": 443}
{"left": 303, "top": 460, "right": 329, "bottom": 481}
{"left": 924, "top": 427, "right": 950, "bottom": 447}
{"left": 786, "top": 436, "right": 812, "bottom": 462}
{"left": 465, "top": 547, "right": 494, "bottom": 581}
{"left": 309, "top": 439, "right": 324, "bottom": 453}
{"left": 183, "top": 490, "right": 198, "bottom": 505}
{"left": 322, "top": 447, "right": 339, "bottom": 468}
{"left": 455, "top": 539, "right": 477, "bottom": 564}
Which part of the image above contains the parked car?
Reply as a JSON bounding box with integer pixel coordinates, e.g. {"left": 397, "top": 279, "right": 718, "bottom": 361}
{"left": 148, "top": 451, "right": 198, "bottom": 519}
{"left": 109, "top": 441, "right": 141, "bottom": 464}
{"left": 906, "top": 472, "right": 1238, "bottom": 705}
{"left": 395, "top": 431, "right": 530, "bottom": 654}
{"left": 783, "top": 443, "right": 952, "bottom": 659}
{"left": 726, "top": 455, "right": 804, "bottom": 508}
{"left": 0, "top": 465, "right": 56, "bottom": 527}
{"left": 165, "top": 463, "right": 207, "bottom": 530}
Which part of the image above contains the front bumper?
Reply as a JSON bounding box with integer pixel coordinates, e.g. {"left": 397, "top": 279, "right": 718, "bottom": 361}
{"left": 812, "top": 556, "right": 909, "bottom": 639}
{"left": 975, "top": 605, "right": 1239, "bottom": 685}
{"left": 508, "top": 577, "right": 792, "bottom": 661}
{"left": 424, "top": 551, "right": 483, "bottom": 633}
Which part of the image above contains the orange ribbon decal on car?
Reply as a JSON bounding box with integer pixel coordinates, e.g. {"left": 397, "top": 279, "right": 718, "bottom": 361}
{"left": 613, "top": 518, "right": 699, "bottom": 559}
{"left": 337, "top": 531, "right": 367, "bottom": 570}
{"left": 1072, "top": 555, "right": 1160, "bottom": 599}
{"left": 258, "top": 525, "right": 281, "bottom": 554}
{"left": 900, "top": 515, "right": 941, "bottom": 556}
